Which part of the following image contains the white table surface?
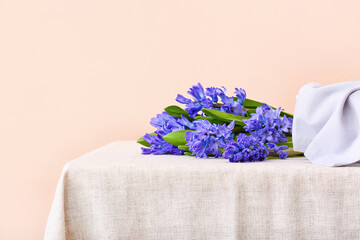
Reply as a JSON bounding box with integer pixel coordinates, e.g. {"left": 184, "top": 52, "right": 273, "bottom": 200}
{"left": 44, "top": 141, "right": 360, "bottom": 240}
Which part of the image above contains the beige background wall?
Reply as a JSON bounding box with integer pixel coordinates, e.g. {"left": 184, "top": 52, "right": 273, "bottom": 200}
{"left": 1, "top": 0, "right": 360, "bottom": 239}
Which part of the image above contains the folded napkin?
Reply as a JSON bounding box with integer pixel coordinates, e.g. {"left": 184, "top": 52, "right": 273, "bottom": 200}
{"left": 293, "top": 81, "right": 360, "bottom": 167}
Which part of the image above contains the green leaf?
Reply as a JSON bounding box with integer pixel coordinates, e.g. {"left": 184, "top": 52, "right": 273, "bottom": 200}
{"left": 178, "top": 145, "right": 189, "bottom": 151}
{"left": 165, "top": 105, "right": 187, "bottom": 116}
{"left": 194, "top": 116, "right": 209, "bottom": 120}
{"left": 163, "top": 130, "right": 191, "bottom": 146}
{"left": 243, "top": 98, "right": 263, "bottom": 109}
{"left": 136, "top": 133, "right": 157, "bottom": 147}
{"left": 232, "top": 126, "right": 246, "bottom": 133}
{"left": 195, "top": 116, "right": 224, "bottom": 125}
{"left": 280, "top": 111, "right": 293, "bottom": 118}
{"left": 164, "top": 105, "right": 194, "bottom": 120}
{"left": 202, "top": 108, "right": 247, "bottom": 126}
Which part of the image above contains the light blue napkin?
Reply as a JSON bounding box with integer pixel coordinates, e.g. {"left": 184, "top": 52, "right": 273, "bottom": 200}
{"left": 293, "top": 81, "right": 360, "bottom": 166}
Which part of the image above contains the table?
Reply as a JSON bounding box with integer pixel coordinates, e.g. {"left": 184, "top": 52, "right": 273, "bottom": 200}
{"left": 44, "top": 141, "right": 360, "bottom": 240}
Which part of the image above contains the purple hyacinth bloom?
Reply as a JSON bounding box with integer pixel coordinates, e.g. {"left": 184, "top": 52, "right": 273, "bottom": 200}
{"left": 185, "top": 120, "right": 235, "bottom": 158}
{"left": 187, "top": 83, "right": 206, "bottom": 102}
{"left": 222, "top": 134, "right": 269, "bottom": 162}
{"left": 176, "top": 94, "right": 192, "bottom": 104}
{"left": 219, "top": 92, "right": 247, "bottom": 116}
{"left": 185, "top": 102, "right": 203, "bottom": 117}
{"left": 205, "top": 87, "right": 225, "bottom": 102}
{"left": 234, "top": 88, "right": 246, "bottom": 104}
{"left": 177, "top": 115, "right": 195, "bottom": 130}
{"left": 243, "top": 104, "right": 292, "bottom": 144}
{"left": 267, "top": 143, "right": 289, "bottom": 153}
{"left": 141, "top": 134, "right": 184, "bottom": 155}
{"left": 279, "top": 150, "right": 289, "bottom": 159}
{"left": 280, "top": 115, "right": 293, "bottom": 133}
{"left": 176, "top": 83, "right": 213, "bottom": 117}
{"left": 200, "top": 98, "right": 213, "bottom": 108}
{"left": 176, "top": 83, "right": 248, "bottom": 117}
{"left": 267, "top": 142, "right": 289, "bottom": 159}
{"left": 217, "top": 120, "right": 235, "bottom": 140}
{"left": 150, "top": 111, "right": 197, "bottom": 136}
{"left": 144, "top": 112, "right": 197, "bottom": 156}
{"left": 150, "top": 112, "right": 184, "bottom": 136}
{"left": 231, "top": 101, "right": 245, "bottom": 116}
{"left": 205, "top": 87, "right": 219, "bottom": 102}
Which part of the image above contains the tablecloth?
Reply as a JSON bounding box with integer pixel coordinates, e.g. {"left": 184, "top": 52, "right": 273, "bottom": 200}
{"left": 44, "top": 141, "right": 360, "bottom": 240}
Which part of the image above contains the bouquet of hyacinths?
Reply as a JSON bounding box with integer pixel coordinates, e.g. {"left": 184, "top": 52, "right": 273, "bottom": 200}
{"left": 137, "top": 83, "right": 303, "bottom": 162}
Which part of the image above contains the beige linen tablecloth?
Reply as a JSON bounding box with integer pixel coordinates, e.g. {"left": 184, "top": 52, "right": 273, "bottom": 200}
{"left": 44, "top": 141, "right": 360, "bottom": 240}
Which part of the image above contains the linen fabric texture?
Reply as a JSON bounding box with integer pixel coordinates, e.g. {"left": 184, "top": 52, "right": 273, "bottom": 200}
{"left": 45, "top": 141, "right": 360, "bottom": 240}
{"left": 293, "top": 81, "right": 360, "bottom": 166}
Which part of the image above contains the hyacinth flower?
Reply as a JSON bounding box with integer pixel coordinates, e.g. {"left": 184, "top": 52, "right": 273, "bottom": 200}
{"left": 176, "top": 83, "right": 213, "bottom": 117}
{"left": 177, "top": 114, "right": 195, "bottom": 130}
{"left": 150, "top": 112, "right": 185, "bottom": 136}
{"left": 141, "top": 133, "right": 184, "bottom": 155}
{"left": 176, "top": 82, "right": 247, "bottom": 117}
{"left": 267, "top": 143, "right": 289, "bottom": 159}
{"left": 222, "top": 134, "right": 269, "bottom": 162}
{"left": 205, "top": 86, "right": 224, "bottom": 102}
{"left": 185, "top": 119, "right": 235, "bottom": 158}
{"left": 138, "top": 82, "right": 299, "bottom": 161}
{"left": 150, "top": 112, "right": 197, "bottom": 136}
{"left": 141, "top": 112, "right": 198, "bottom": 155}
{"left": 218, "top": 91, "right": 247, "bottom": 116}
{"left": 243, "top": 103, "right": 292, "bottom": 143}
{"left": 243, "top": 103, "right": 293, "bottom": 158}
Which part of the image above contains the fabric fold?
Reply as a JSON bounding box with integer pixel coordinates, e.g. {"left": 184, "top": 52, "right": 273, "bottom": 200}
{"left": 293, "top": 81, "right": 360, "bottom": 166}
